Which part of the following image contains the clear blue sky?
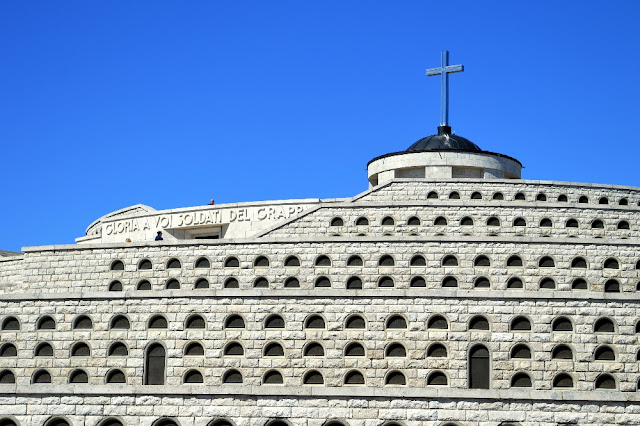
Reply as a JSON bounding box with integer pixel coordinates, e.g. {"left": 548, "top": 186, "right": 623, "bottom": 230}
{"left": 1, "top": 1, "right": 639, "bottom": 252}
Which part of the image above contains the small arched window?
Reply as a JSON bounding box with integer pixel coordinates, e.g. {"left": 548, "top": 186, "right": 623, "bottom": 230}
{"left": 572, "top": 278, "right": 588, "bottom": 289}
{"left": 347, "top": 255, "right": 363, "bottom": 266}
{"left": 514, "top": 192, "right": 526, "bottom": 200}
{"left": 474, "top": 277, "right": 490, "bottom": 288}
{"left": 284, "top": 277, "right": 300, "bottom": 288}
{"left": 539, "top": 256, "right": 555, "bottom": 267}
{"left": 552, "top": 317, "right": 573, "bottom": 332}
{"left": 566, "top": 218, "right": 579, "bottom": 228}
{"left": 184, "top": 342, "right": 204, "bottom": 356}
{"left": 442, "top": 276, "right": 458, "bottom": 287}
{"left": 557, "top": 194, "right": 568, "bottom": 202}
{"left": 469, "top": 315, "right": 490, "bottom": 330}
{"left": 618, "top": 220, "right": 630, "bottom": 230}
{"left": 225, "top": 315, "right": 245, "bottom": 329}
{"left": 471, "top": 191, "right": 482, "bottom": 199}
{"left": 427, "top": 315, "right": 448, "bottom": 329}
{"left": 571, "top": 257, "right": 587, "bottom": 268}
{"left": 507, "top": 277, "right": 523, "bottom": 289}
{"left": 254, "top": 256, "right": 269, "bottom": 267}
{"left": 344, "top": 370, "right": 365, "bottom": 385}
{"left": 442, "top": 255, "right": 458, "bottom": 266}
{"left": 303, "top": 342, "right": 325, "bottom": 357}
{"left": 71, "top": 342, "right": 90, "bottom": 357}
{"left": 165, "top": 278, "right": 180, "bottom": 289}
{"left": 166, "top": 258, "right": 181, "bottom": 269}
{"left": 148, "top": 315, "right": 168, "bottom": 329}
{"left": 110, "top": 315, "right": 130, "bottom": 330}
{"left": 386, "top": 315, "right": 407, "bottom": 329}
{"left": 385, "top": 343, "right": 406, "bottom": 357}
{"left": 492, "top": 192, "right": 504, "bottom": 200}
{"left": 553, "top": 344, "right": 574, "bottom": 359}
{"left": 385, "top": 370, "right": 406, "bottom": 385}
{"left": 592, "top": 220, "right": 605, "bottom": 229}
{"left": 253, "top": 277, "right": 269, "bottom": 288}
{"left": 0, "top": 370, "right": 15, "bottom": 384}
{"left": 511, "top": 372, "right": 532, "bottom": 388}
{"left": 263, "top": 342, "right": 284, "bottom": 357}
{"left": 407, "top": 216, "right": 420, "bottom": 226}
{"left": 604, "top": 258, "right": 619, "bottom": 269}
{"left": 265, "top": 314, "right": 285, "bottom": 329}
{"left": 604, "top": 279, "right": 620, "bottom": 293}
{"left": 224, "top": 342, "right": 244, "bottom": 356}
{"left": 434, "top": 216, "right": 447, "bottom": 226}
{"left": 619, "top": 198, "right": 629, "bottom": 205}
{"left": 599, "top": 197, "right": 609, "bottom": 205}
{"left": 540, "top": 218, "right": 553, "bottom": 227}
{"left": 595, "top": 373, "right": 616, "bottom": 389}
{"left": 579, "top": 195, "right": 589, "bottom": 203}
{"left": 474, "top": 256, "right": 490, "bottom": 266}
{"left": 137, "top": 280, "right": 152, "bottom": 290}
{"left": 195, "top": 257, "right": 210, "bottom": 268}
{"left": 263, "top": 370, "right": 284, "bottom": 385}
{"left": 553, "top": 373, "right": 573, "bottom": 388}
{"left": 138, "top": 259, "right": 152, "bottom": 270}
{"left": 224, "top": 277, "right": 239, "bottom": 288}
{"left": 378, "top": 276, "right": 394, "bottom": 287}
{"left": 345, "top": 315, "right": 366, "bottom": 329}
{"left": 510, "top": 316, "right": 531, "bottom": 331}
{"left": 224, "top": 257, "right": 239, "bottom": 268}
{"left": 427, "top": 343, "right": 447, "bottom": 357}
{"left": 427, "top": 191, "right": 438, "bottom": 199}
{"left": 507, "top": 255, "right": 523, "bottom": 267}
{"left": 73, "top": 315, "right": 93, "bottom": 330}
{"left": 468, "top": 345, "right": 490, "bottom": 389}
{"left": 69, "top": 369, "right": 88, "bottom": 384}
{"left": 108, "top": 342, "right": 128, "bottom": 357}
{"left": 1, "top": 317, "right": 19, "bottom": 331}
{"left": 355, "top": 217, "right": 369, "bottom": 226}
{"left": 427, "top": 371, "right": 448, "bottom": 386}
{"left": 512, "top": 217, "right": 526, "bottom": 227}
{"left": 447, "top": 191, "right": 459, "bottom": 199}
{"left": 183, "top": 369, "right": 204, "bottom": 384}
{"left": 486, "top": 217, "right": 500, "bottom": 226}
{"left": 284, "top": 256, "right": 300, "bottom": 267}
{"left": 410, "top": 255, "right": 426, "bottom": 266}
{"left": 536, "top": 193, "right": 547, "bottom": 201}
{"left": 110, "top": 260, "right": 125, "bottom": 271}
{"left": 108, "top": 280, "right": 123, "bottom": 291}
{"left": 315, "top": 255, "right": 331, "bottom": 266}
{"left": 104, "top": 369, "right": 126, "bottom": 384}
{"left": 330, "top": 217, "right": 344, "bottom": 227}
{"left": 381, "top": 216, "right": 395, "bottom": 226}
{"left": 304, "top": 314, "right": 325, "bottom": 329}
{"left": 378, "top": 255, "right": 395, "bottom": 266}
{"left": 32, "top": 369, "right": 51, "bottom": 384}
{"left": 315, "top": 276, "right": 331, "bottom": 288}
{"left": 222, "top": 369, "right": 242, "bottom": 384}
{"left": 594, "top": 345, "right": 615, "bottom": 361}
{"left": 194, "top": 278, "right": 209, "bottom": 289}
{"left": 540, "top": 277, "right": 556, "bottom": 289}
{"left": 460, "top": 216, "right": 474, "bottom": 226}
{"left": 303, "top": 370, "right": 324, "bottom": 385}
{"left": 594, "top": 317, "right": 615, "bottom": 333}
{"left": 347, "top": 277, "right": 362, "bottom": 290}
{"left": 410, "top": 276, "right": 426, "bottom": 287}
{"left": 510, "top": 344, "right": 531, "bottom": 359}
{"left": 37, "top": 316, "right": 56, "bottom": 330}
{"left": 0, "top": 344, "right": 16, "bottom": 357}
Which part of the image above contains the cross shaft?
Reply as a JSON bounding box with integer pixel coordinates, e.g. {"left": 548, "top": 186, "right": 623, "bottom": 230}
{"left": 426, "top": 50, "right": 464, "bottom": 128}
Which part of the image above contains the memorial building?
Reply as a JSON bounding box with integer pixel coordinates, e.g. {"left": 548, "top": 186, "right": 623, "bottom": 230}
{"left": 0, "top": 52, "right": 639, "bottom": 425}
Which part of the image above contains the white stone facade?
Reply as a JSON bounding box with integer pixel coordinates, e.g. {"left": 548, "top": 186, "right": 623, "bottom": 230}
{"left": 1, "top": 172, "right": 640, "bottom": 425}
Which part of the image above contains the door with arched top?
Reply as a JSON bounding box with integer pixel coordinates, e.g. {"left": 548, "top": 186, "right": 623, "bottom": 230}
{"left": 469, "top": 344, "right": 490, "bottom": 389}
{"left": 145, "top": 343, "right": 166, "bottom": 385}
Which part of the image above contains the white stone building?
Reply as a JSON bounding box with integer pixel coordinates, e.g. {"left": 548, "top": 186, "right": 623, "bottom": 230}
{"left": 1, "top": 96, "right": 640, "bottom": 425}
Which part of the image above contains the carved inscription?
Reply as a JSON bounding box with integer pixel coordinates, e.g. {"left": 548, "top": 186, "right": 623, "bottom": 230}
{"left": 104, "top": 205, "right": 305, "bottom": 236}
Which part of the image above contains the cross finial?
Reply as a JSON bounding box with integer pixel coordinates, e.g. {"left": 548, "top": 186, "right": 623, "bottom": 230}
{"left": 426, "top": 50, "right": 464, "bottom": 133}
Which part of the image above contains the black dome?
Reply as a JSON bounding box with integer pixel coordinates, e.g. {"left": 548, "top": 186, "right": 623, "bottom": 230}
{"left": 406, "top": 126, "right": 481, "bottom": 152}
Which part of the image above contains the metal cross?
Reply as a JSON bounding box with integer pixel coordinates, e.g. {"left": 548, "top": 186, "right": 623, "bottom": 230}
{"left": 426, "top": 50, "right": 464, "bottom": 127}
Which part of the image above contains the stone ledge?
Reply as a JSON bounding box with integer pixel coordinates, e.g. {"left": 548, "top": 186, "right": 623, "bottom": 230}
{"left": 1, "top": 288, "right": 639, "bottom": 302}
{"left": 0, "top": 384, "right": 637, "bottom": 403}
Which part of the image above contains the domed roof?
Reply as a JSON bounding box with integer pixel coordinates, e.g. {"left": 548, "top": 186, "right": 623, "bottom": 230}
{"left": 406, "top": 125, "right": 481, "bottom": 152}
